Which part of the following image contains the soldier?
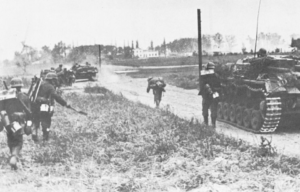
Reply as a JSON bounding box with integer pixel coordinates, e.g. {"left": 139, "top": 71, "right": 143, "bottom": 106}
{"left": 71, "top": 63, "right": 79, "bottom": 71}
{"left": 147, "top": 77, "right": 166, "bottom": 108}
{"left": 1, "top": 78, "right": 32, "bottom": 170}
{"left": 199, "top": 62, "right": 221, "bottom": 128}
{"left": 31, "top": 73, "right": 70, "bottom": 142}
{"left": 257, "top": 48, "right": 267, "bottom": 57}
{"left": 55, "top": 64, "right": 63, "bottom": 73}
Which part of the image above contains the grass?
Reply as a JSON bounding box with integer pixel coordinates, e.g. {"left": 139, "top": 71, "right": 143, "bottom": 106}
{"left": 0, "top": 85, "right": 300, "bottom": 191}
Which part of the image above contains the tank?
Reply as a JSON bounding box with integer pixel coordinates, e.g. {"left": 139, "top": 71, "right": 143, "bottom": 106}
{"left": 217, "top": 55, "right": 300, "bottom": 133}
{"left": 72, "top": 64, "right": 98, "bottom": 81}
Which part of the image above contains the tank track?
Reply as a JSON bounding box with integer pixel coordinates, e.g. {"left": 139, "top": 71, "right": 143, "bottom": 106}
{"left": 217, "top": 97, "right": 282, "bottom": 133}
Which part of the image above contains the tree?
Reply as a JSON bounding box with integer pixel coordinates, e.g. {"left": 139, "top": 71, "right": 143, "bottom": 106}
{"left": 202, "top": 35, "right": 212, "bottom": 51}
{"left": 14, "top": 42, "right": 36, "bottom": 73}
{"left": 14, "top": 51, "right": 30, "bottom": 73}
{"left": 51, "top": 41, "right": 69, "bottom": 63}
{"left": 224, "top": 35, "right": 236, "bottom": 52}
{"left": 291, "top": 38, "right": 300, "bottom": 50}
{"left": 42, "top": 45, "right": 51, "bottom": 53}
{"left": 150, "top": 41, "right": 153, "bottom": 50}
{"left": 213, "top": 33, "right": 223, "bottom": 49}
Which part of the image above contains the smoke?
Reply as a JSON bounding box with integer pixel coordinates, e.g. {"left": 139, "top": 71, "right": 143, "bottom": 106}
{"left": 98, "top": 60, "right": 121, "bottom": 85}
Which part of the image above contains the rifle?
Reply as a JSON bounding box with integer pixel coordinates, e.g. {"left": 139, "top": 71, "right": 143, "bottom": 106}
{"left": 32, "top": 78, "right": 42, "bottom": 102}
{"left": 68, "top": 106, "right": 88, "bottom": 116}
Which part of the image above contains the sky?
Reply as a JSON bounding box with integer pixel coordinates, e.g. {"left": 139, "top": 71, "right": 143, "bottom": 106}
{"left": 0, "top": 0, "right": 300, "bottom": 60}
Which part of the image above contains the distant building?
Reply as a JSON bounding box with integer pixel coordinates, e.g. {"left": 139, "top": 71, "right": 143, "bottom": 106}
{"left": 133, "top": 48, "right": 159, "bottom": 58}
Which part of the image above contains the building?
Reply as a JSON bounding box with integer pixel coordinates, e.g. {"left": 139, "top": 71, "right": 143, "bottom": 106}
{"left": 133, "top": 48, "right": 159, "bottom": 58}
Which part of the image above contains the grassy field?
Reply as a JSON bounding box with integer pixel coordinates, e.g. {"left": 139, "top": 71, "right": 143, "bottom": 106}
{"left": 111, "top": 55, "right": 245, "bottom": 67}
{"left": 0, "top": 85, "right": 300, "bottom": 191}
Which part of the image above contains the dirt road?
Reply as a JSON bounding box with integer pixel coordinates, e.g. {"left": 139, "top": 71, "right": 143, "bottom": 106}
{"left": 71, "top": 64, "right": 300, "bottom": 158}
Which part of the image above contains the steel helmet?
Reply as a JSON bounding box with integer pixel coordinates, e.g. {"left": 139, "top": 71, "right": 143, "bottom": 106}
{"left": 207, "top": 62, "right": 215, "bottom": 69}
{"left": 45, "top": 72, "right": 58, "bottom": 80}
{"left": 258, "top": 48, "right": 267, "bottom": 56}
{"left": 10, "top": 77, "right": 23, "bottom": 88}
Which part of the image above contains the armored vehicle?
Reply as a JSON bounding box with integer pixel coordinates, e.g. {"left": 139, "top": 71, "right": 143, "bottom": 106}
{"left": 40, "top": 68, "right": 75, "bottom": 87}
{"left": 217, "top": 55, "right": 300, "bottom": 133}
{"left": 72, "top": 64, "right": 98, "bottom": 81}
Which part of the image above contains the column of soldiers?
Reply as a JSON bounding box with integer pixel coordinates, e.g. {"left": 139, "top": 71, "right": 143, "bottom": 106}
{"left": 0, "top": 73, "right": 70, "bottom": 170}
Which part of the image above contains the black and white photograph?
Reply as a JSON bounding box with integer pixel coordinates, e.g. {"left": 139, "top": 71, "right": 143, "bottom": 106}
{"left": 1, "top": 0, "right": 300, "bottom": 191}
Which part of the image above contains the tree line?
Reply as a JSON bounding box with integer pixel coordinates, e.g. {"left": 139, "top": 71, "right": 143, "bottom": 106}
{"left": 7, "top": 32, "right": 300, "bottom": 72}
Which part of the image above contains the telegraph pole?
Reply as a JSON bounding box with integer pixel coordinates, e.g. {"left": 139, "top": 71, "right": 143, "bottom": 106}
{"left": 197, "top": 9, "right": 203, "bottom": 92}
{"left": 98, "top": 44, "right": 101, "bottom": 68}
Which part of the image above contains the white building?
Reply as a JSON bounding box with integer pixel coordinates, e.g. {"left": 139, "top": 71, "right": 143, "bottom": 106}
{"left": 133, "top": 48, "right": 159, "bottom": 58}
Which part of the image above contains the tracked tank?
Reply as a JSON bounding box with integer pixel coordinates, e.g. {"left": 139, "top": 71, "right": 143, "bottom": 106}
{"left": 217, "top": 54, "right": 300, "bottom": 133}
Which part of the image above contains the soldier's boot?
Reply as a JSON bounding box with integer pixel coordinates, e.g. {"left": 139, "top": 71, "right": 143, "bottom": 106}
{"left": 9, "top": 156, "right": 18, "bottom": 170}
{"left": 43, "top": 129, "right": 50, "bottom": 141}
{"left": 32, "top": 134, "right": 38, "bottom": 143}
{"left": 32, "top": 124, "right": 39, "bottom": 143}
{"left": 203, "top": 115, "right": 209, "bottom": 126}
{"left": 9, "top": 146, "right": 21, "bottom": 170}
{"left": 211, "top": 116, "right": 217, "bottom": 128}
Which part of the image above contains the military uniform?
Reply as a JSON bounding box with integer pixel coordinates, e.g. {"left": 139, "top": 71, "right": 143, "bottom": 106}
{"left": 32, "top": 73, "right": 69, "bottom": 141}
{"left": 55, "top": 65, "right": 63, "bottom": 73}
{"left": 200, "top": 62, "right": 221, "bottom": 127}
{"left": 147, "top": 77, "right": 166, "bottom": 108}
{"left": 1, "top": 78, "right": 32, "bottom": 169}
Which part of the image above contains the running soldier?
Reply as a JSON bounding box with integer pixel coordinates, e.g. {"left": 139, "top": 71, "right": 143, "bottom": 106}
{"left": 0, "top": 78, "right": 32, "bottom": 170}
{"left": 199, "top": 62, "right": 221, "bottom": 128}
{"left": 147, "top": 77, "right": 166, "bottom": 108}
{"left": 31, "top": 73, "right": 70, "bottom": 142}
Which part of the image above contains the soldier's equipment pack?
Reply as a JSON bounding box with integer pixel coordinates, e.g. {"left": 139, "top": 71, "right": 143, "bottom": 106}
{"left": 148, "top": 77, "right": 166, "bottom": 89}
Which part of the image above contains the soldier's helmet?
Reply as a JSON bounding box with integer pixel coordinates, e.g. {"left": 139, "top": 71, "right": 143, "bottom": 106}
{"left": 147, "top": 76, "right": 153, "bottom": 82}
{"left": 59, "top": 64, "right": 63, "bottom": 67}
{"left": 206, "top": 62, "right": 215, "bottom": 70}
{"left": 10, "top": 77, "right": 23, "bottom": 88}
{"left": 45, "top": 72, "right": 58, "bottom": 80}
{"left": 258, "top": 48, "right": 267, "bottom": 57}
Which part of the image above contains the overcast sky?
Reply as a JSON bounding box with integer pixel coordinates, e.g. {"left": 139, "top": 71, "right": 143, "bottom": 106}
{"left": 0, "top": 0, "right": 299, "bottom": 60}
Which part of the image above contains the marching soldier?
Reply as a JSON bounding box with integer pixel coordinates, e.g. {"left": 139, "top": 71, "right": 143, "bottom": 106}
{"left": 1, "top": 78, "right": 32, "bottom": 170}
{"left": 55, "top": 64, "right": 63, "bottom": 73}
{"left": 31, "top": 72, "right": 70, "bottom": 142}
{"left": 199, "top": 62, "right": 221, "bottom": 128}
{"left": 147, "top": 77, "right": 166, "bottom": 108}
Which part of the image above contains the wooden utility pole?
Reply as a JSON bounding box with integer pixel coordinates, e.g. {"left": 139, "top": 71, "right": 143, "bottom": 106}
{"left": 98, "top": 44, "right": 101, "bottom": 67}
{"left": 197, "top": 9, "right": 203, "bottom": 93}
